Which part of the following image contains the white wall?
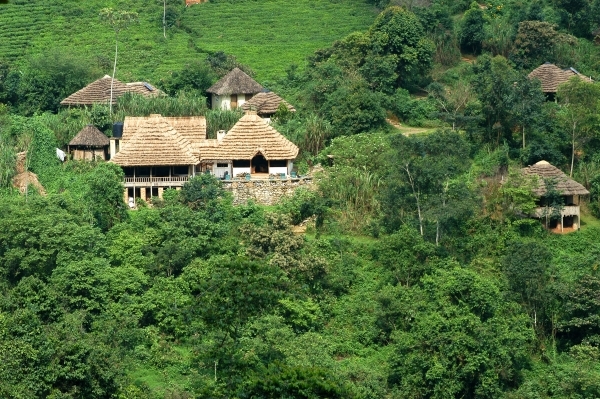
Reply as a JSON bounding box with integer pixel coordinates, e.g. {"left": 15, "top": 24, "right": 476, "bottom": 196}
{"left": 213, "top": 162, "right": 231, "bottom": 178}
{"left": 211, "top": 93, "right": 248, "bottom": 110}
{"left": 269, "top": 166, "right": 288, "bottom": 176}
{"left": 233, "top": 166, "right": 251, "bottom": 176}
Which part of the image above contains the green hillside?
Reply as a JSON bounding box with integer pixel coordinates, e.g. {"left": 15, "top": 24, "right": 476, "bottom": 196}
{"left": 0, "top": 0, "right": 377, "bottom": 82}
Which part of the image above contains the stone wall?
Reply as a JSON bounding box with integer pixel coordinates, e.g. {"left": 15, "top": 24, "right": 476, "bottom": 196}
{"left": 223, "top": 177, "right": 313, "bottom": 205}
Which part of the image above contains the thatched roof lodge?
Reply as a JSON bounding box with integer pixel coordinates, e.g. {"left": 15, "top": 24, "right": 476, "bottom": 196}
{"left": 206, "top": 68, "right": 263, "bottom": 110}
{"left": 109, "top": 114, "right": 206, "bottom": 203}
{"left": 200, "top": 110, "right": 298, "bottom": 178}
{"left": 528, "top": 63, "right": 593, "bottom": 97}
{"left": 68, "top": 125, "right": 110, "bottom": 161}
{"left": 241, "top": 90, "right": 296, "bottom": 121}
{"left": 61, "top": 75, "right": 161, "bottom": 106}
{"left": 521, "top": 160, "right": 589, "bottom": 232}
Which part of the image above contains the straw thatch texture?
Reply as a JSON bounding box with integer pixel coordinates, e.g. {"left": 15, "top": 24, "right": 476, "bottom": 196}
{"left": 522, "top": 160, "right": 589, "bottom": 196}
{"left": 111, "top": 114, "right": 198, "bottom": 166}
{"left": 528, "top": 63, "right": 593, "bottom": 93}
{"left": 122, "top": 116, "right": 206, "bottom": 156}
{"left": 126, "top": 82, "right": 164, "bottom": 97}
{"left": 61, "top": 75, "right": 130, "bottom": 106}
{"left": 241, "top": 91, "right": 296, "bottom": 115}
{"left": 69, "top": 125, "right": 110, "bottom": 147}
{"left": 199, "top": 111, "right": 299, "bottom": 161}
{"left": 207, "top": 68, "right": 263, "bottom": 95}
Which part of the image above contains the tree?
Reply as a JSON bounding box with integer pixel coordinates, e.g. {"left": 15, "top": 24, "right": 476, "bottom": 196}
{"left": 459, "top": 2, "right": 487, "bottom": 54}
{"left": 427, "top": 80, "right": 473, "bottom": 131}
{"left": 557, "top": 77, "right": 600, "bottom": 176}
{"left": 367, "top": 6, "right": 434, "bottom": 88}
{"left": 386, "top": 268, "right": 532, "bottom": 398}
{"left": 99, "top": 8, "right": 138, "bottom": 115}
{"left": 181, "top": 173, "right": 224, "bottom": 209}
{"left": 86, "top": 162, "right": 128, "bottom": 231}
{"left": 509, "top": 74, "right": 545, "bottom": 149}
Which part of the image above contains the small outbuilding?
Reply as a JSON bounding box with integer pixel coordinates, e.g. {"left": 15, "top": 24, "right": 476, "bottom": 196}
{"left": 241, "top": 90, "right": 296, "bottom": 122}
{"left": 522, "top": 160, "right": 590, "bottom": 232}
{"left": 528, "top": 62, "right": 593, "bottom": 100}
{"left": 206, "top": 68, "right": 263, "bottom": 110}
{"left": 68, "top": 125, "right": 110, "bottom": 161}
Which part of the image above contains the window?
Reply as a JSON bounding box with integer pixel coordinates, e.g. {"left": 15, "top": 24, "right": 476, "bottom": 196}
{"left": 217, "top": 163, "right": 229, "bottom": 168}
{"left": 173, "top": 166, "right": 189, "bottom": 175}
{"left": 233, "top": 160, "right": 250, "bottom": 167}
{"left": 270, "top": 160, "right": 287, "bottom": 167}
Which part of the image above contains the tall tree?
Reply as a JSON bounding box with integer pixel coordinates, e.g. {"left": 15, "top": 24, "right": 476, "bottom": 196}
{"left": 99, "top": 8, "right": 138, "bottom": 115}
{"left": 557, "top": 77, "right": 600, "bottom": 176}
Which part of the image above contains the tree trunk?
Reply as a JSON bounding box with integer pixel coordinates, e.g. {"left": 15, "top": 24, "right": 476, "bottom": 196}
{"left": 570, "top": 122, "right": 576, "bottom": 177}
{"left": 522, "top": 125, "right": 525, "bottom": 149}
{"left": 163, "top": 0, "right": 166, "bottom": 39}
{"left": 405, "top": 164, "right": 423, "bottom": 236}
{"left": 110, "top": 36, "right": 118, "bottom": 115}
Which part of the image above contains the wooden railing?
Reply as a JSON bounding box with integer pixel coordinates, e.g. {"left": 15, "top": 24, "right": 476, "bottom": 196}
{"left": 533, "top": 205, "right": 580, "bottom": 218}
{"left": 124, "top": 176, "right": 190, "bottom": 184}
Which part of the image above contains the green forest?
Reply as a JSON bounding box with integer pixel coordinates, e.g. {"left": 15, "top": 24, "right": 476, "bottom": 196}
{"left": 2, "top": 0, "right": 600, "bottom": 397}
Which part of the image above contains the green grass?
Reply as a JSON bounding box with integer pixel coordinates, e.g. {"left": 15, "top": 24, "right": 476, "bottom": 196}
{"left": 0, "top": 0, "right": 377, "bottom": 83}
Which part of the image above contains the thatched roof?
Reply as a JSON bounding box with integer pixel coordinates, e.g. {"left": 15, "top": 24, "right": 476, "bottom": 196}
{"left": 206, "top": 68, "right": 263, "bottom": 95}
{"left": 199, "top": 110, "right": 299, "bottom": 161}
{"left": 110, "top": 114, "right": 198, "bottom": 166}
{"left": 522, "top": 160, "right": 589, "bottom": 196}
{"left": 61, "top": 76, "right": 162, "bottom": 106}
{"left": 61, "top": 75, "right": 130, "bottom": 106}
{"left": 122, "top": 115, "right": 206, "bottom": 156}
{"left": 126, "top": 82, "right": 164, "bottom": 97}
{"left": 241, "top": 91, "right": 296, "bottom": 115}
{"left": 69, "top": 125, "right": 110, "bottom": 147}
{"left": 528, "top": 63, "right": 593, "bottom": 93}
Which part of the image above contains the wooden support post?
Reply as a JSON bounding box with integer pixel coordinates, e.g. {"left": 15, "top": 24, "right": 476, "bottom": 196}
{"left": 140, "top": 187, "right": 147, "bottom": 202}
{"left": 561, "top": 215, "right": 564, "bottom": 232}
{"left": 158, "top": 187, "right": 164, "bottom": 199}
{"left": 123, "top": 188, "right": 128, "bottom": 204}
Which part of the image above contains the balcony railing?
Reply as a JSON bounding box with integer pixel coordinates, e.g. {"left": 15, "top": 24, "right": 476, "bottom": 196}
{"left": 533, "top": 205, "right": 580, "bottom": 218}
{"left": 124, "top": 176, "right": 190, "bottom": 185}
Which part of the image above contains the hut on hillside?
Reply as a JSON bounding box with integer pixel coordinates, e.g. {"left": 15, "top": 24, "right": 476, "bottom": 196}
{"left": 199, "top": 110, "right": 299, "bottom": 178}
{"left": 68, "top": 125, "right": 110, "bottom": 161}
{"left": 521, "top": 160, "right": 589, "bottom": 232}
{"left": 110, "top": 114, "right": 204, "bottom": 202}
{"left": 528, "top": 62, "right": 593, "bottom": 100}
{"left": 241, "top": 90, "right": 296, "bottom": 122}
{"left": 206, "top": 68, "right": 263, "bottom": 110}
{"left": 61, "top": 75, "right": 161, "bottom": 106}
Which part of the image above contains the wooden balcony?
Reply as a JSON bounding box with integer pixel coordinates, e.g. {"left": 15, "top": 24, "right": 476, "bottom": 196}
{"left": 123, "top": 176, "right": 190, "bottom": 187}
{"left": 532, "top": 205, "right": 580, "bottom": 218}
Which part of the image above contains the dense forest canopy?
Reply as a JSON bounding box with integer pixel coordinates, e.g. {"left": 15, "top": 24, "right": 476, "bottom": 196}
{"left": 2, "top": 0, "right": 600, "bottom": 397}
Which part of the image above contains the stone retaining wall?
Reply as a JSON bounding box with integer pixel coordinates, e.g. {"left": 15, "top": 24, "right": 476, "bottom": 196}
{"left": 223, "top": 177, "right": 313, "bottom": 205}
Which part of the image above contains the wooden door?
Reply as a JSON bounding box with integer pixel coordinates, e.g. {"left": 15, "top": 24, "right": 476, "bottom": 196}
{"left": 230, "top": 94, "right": 238, "bottom": 109}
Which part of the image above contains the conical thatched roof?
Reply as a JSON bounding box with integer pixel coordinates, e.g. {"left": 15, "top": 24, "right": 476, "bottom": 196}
{"left": 110, "top": 114, "right": 198, "bottom": 166}
{"left": 69, "top": 125, "right": 110, "bottom": 147}
{"left": 528, "top": 63, "right": 593, "bottom": 93}
{"left": 522, "top": 160, "right": 589, "bottom": 196}
{"left": 241, "top": 91, "right": 296, "bottom": 115}
{"left": 61, "top": 75, "right": 130, "bottom": 106}
{"left": 199, "top": 111, "right": 298, "bottom": 161}
{"left": 206, "top": 68, "right": 263, "bottom": 95}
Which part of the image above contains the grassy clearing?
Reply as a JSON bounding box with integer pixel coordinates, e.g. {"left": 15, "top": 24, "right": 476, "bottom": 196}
{"left": 0, "top": 0, "right": 377, "bottom": 82}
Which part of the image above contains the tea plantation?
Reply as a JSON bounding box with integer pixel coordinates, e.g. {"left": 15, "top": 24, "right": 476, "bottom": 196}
{"left": 0, "top": 0, "right": 377, "bottom": 81}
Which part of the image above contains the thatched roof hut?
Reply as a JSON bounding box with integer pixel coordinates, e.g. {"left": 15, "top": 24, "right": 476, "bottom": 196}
{"left": 69, "top": 125, "right": 110, "bottom": 147}
{"left": 241, "top": 91, "right": 296, "bottom": 116}
{"left": 199, "top": 110, "right": 298, "bottom": 161}
{"left": 61, "top": 76, "right": 162, "bottom": 106}
{"left": 206, "top": 68, "right": 263, "bottom": 95}
{"left": 110, "top": 114, "right": 198, "bottom": 166}
{"left": 522, "top": 160, "right": 589, "bottom": 196}
{"left": 528, "top": 63, "right": 593, "bottom": 94}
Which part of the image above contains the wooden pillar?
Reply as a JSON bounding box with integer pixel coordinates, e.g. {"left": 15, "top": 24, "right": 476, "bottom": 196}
{"left": 561, "top": 214, "right": 564, "bottom": 232}
{"left": 140, "top": 187, "right": 147, "bottom": 202}
{"left": 176, "top": 187, "right": 181, "bottom": 191}
{"left": 158, "top": 187, "right": 164, "bottom": 199}
{"left": 123, "top": 188, "right": 128, "bottom": 204}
